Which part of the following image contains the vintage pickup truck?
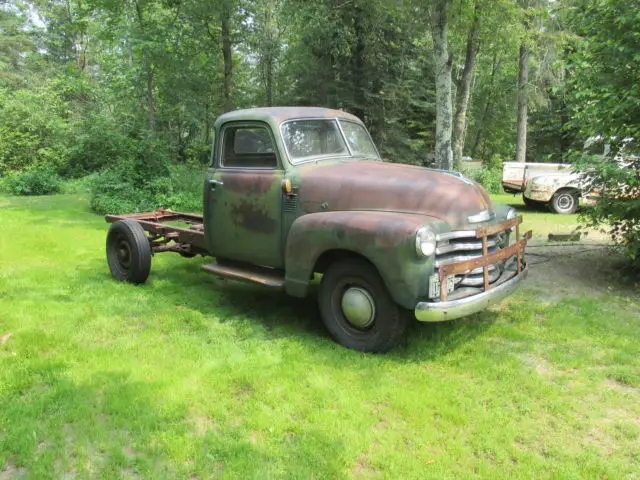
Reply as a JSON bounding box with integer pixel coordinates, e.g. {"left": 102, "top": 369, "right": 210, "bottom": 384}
{"left": 502, "top": 161, "right": 587, "bottom": 214}
{"left": 104, "top": 107, "right": 531, "bottom": 352}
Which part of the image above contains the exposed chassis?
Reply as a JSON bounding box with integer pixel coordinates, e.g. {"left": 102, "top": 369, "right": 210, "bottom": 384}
{"left": 105, "top": 209, "right": 209, "bottom": 257}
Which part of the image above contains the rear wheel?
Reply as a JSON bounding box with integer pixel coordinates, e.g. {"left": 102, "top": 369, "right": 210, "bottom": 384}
{"left": 318, "top": 258, "right": 409, "bottom": 353}
{"left": 106, "top": 220, "right": 152, "bottom": 284}
{"left": 550, "top": 190, "right": 579, "bottom": 214}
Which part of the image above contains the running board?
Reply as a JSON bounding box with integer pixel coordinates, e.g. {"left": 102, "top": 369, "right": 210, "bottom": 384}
{"left": 202, "top": 261, "right": 285, "bottom": 289}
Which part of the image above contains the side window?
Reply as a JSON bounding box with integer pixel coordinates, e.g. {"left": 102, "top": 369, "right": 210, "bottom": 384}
{"left": 221, "top": 125, "right": 278, "bottom": 168}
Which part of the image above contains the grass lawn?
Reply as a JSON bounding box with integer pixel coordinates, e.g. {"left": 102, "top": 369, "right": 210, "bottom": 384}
{"left": 0, "top": 194, "right": 639, "bottom": 479}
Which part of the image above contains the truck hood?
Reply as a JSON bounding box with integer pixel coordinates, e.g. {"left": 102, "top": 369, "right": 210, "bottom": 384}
{"left": 295, "top": 160, "right": 493, "bottom": 228}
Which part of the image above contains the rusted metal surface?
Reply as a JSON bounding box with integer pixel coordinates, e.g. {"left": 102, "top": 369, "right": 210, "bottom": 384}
{"left": 296, "top": 161, "right": 492, "bottom": 230}
{"left": 475, "top": 215, "right": 522, "bottom": 237}
{"left": 205, "top": 169, "right": 284, "bottom": 268}
{"left": 105, "top": 107, "right": 531, "bottom": 319}
{"left": 230, "top": 200, "right": 278, "bottom": 235}
{"left": 105, "top": 209, "right": 208, "bottom": 256}
{"left": 214, "top": 107, "right": 362, "bottom": 131}
{"left": 437, "top": 216, "right": 532, "bottom": 302}
{"left": 284, "top": 210, "right": 438, "bottom": 309}
{"left": 202, "top": 260, "right": 285, "bottom": 288}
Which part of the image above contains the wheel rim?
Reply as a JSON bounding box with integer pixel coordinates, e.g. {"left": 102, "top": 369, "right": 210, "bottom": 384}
{"left": 341, "top": 286, "right": 376, "bottom": 329}
{"left": 114, "top": 234, "right": 132, "bottom": 271}
{"left": 556, "top": 193, "right": 575, "bottom": 211}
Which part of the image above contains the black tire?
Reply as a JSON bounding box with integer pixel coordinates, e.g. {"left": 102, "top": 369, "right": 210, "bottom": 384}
{"left": 106, "top": 220, "right": 152, "bottom": 284}
{"left": 550, "top": 190, "right": 579, "bottom": 214}
{"left": 318, "top": 258, "right": 409, "bottom": 353}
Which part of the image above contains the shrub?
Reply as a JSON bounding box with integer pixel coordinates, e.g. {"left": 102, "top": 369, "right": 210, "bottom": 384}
{"left": 574, "top": 149, "right": 640, "bottom": 264}
{"left": 4, "top": 165, "right": 62, "bottom": 196}
{"left": 462, "top": 155, "right": 504, "bottom": 194}
{"left": 89, "top": 162, "right": 206, "bottom": 215}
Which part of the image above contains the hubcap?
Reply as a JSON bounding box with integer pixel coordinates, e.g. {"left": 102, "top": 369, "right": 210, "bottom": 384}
{"left": 341, "top": 287, "right": 376, "bottom": 328}
{"left": 557, "top": 194, "right": 574, "bottom": 211}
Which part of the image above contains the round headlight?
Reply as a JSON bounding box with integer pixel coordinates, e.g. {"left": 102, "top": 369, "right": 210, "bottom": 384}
{"left": 416, "top": 227, "right": 437, "bottom": 257}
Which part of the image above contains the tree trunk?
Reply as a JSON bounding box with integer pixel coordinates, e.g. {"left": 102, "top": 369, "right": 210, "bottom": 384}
{"left": 452, "top": 2, "right": 480, "bottom": 168}
{"left": 134, "top": 0, "right": 155, "bottom": 132}
{"left": 351, "top": 12, "right": 366, "bottom": 121}
{"left": 147, "top": 64, "right": 156, "bottom": 131}
{"left": 263, "top": 5, "right": 275, "bottom": 106}
{"left": 515, "top": 42, "right": 529, "bottom": 162}
{"left": 431, "top": 0, "right": 453, "bottom": 171}
{"left": 221, "top": 7, "right": 233, "bottom": 112}
{"left": 471, "top": 54, "right": 501, "bottom": 160}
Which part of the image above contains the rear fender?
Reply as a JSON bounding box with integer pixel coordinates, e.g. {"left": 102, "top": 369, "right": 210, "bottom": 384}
{"left": 284, "top": 211, "right": 438, "bottom": 309}
{"left": 525, "top": 175, "right": 581, "bottom": 203}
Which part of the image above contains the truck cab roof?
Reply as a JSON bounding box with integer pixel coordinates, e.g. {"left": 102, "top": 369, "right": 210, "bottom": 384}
{"left": 214, "top": 107, "right": 363, "bottom": 129}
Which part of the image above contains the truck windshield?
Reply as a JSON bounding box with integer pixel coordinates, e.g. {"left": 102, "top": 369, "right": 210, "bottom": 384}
{"left": 280, "top": 118, "right": 379, "bottom": 164}
{"left": 339, "top": 120, "right": 379, "bottom": 158}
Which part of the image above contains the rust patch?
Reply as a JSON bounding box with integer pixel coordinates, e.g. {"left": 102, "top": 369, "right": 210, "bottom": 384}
{"left": 298, "top": 160, "right": 490, "bottom": 229}
{"left": 222, "top": 171, "right": 275, "bottom": 195}
{"left": 231, "top": 200, "right": 277, "bottom": 234}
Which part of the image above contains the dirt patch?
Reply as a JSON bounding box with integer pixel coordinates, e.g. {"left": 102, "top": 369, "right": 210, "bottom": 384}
{"left": 188, "top": 409, "right": 218, "bottom": 436}
{"left": 522, "top": 240, "right": 638, "bottom": 303}
{"left": 0, "top": 461, "right": 26, "bottom": 480}
{"left": 519, "top": 353, "right": 555, "bottom": 377}
{"left": 603, "top": 378, "right": 638, "bottom": 395}
{"left": 351, "top": 452, "right": 378, "bottom": 478}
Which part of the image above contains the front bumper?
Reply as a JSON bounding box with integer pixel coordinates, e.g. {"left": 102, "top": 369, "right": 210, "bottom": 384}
{"left": 414, "top": 264, "right": 528, "bottom": 322}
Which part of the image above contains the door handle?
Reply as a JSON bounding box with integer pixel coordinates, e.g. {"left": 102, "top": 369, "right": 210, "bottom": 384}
{"left": 209, "top": 179, "right": 224, "bottom": 190}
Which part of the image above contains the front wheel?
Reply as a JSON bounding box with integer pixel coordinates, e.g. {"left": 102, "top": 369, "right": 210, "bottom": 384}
{"left": 318, "top": 258, "right": 409, "bottom": 353}
{"left": 550, "top": 190, "right": 579, "bottom": 214}
{"left": 106, "top": 220, "right": 152, "bottom": 284}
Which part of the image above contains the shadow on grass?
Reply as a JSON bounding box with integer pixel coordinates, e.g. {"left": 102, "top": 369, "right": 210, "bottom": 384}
{"left": 116, "top": 255, "right": 501, "bottom": 362}
{"left": 0, "top": 355, "right": 349, "bottom": 478}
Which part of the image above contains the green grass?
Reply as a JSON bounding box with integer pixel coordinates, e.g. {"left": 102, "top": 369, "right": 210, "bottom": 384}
{"left": 493, "top": 193, "right": 586, "bottom": 240}
{"left": 1, "top": 194, "right": 639, "bottom": 479}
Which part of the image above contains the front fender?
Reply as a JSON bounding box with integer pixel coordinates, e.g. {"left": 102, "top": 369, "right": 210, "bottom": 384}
{"left": 284, "top": 211, "right": 440, "bottom": 309}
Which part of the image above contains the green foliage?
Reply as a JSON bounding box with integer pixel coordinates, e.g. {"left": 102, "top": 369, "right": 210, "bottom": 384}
{"left": 3, "top": 164, "right": 62, "bottom": 196}
{"left": 574, "top": 150, "right": 640, "bottom": 263}
{"left": 89, "top": 162, "right": 205, "bottom": 215}
{"left": 0, "top": 87, "right": 71, "bottom": 174}
{"left": 462, "top": 155, "right": 504, "bottom": 194}
{"left": 564, "top": 0, "right": 640, "bottom": 262}
{"left": 565, "top": 0, "right": 640, "bottom": 142}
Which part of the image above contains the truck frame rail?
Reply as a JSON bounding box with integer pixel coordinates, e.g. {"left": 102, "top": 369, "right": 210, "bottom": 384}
{"left": 105, "top": 209, "right": 209, "bottom": 257}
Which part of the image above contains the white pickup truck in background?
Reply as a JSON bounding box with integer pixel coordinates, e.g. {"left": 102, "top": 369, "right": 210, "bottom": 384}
{"left": 502, "top": 162, "right": 591, "bottom": 214}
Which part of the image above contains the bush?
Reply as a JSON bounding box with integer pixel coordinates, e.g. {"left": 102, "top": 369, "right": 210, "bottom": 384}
{"left": 3, "top": 165, "right": 62, "bottom": 196}
{"left": 462, "top": 155, "right": 504, "bottom": 194}
{"left": 574, "top": 150, "right": 640, "bottom": 264}
{"left": 89, "top": 162, "right": 205, "bottom": 215}
{"left": 0, "top": 88, "right": 71, "bottom": 175}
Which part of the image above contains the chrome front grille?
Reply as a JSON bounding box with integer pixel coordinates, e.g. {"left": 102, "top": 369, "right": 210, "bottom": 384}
{"left": 432, "top": 229, "right": 509, "bottom": 296}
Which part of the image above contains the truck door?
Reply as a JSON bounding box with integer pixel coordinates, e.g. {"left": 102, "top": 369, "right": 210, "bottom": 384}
{"left": 204, "top": 121, "right": 284, "bottom": 268}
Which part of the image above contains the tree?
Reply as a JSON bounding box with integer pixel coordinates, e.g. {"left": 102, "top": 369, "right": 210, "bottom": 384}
{"left": 515, "top": 0, "right": 531, "bottom": 163}
{"left": 452, "top": 0, "right": 481, "bottom": 168}
{"left": 220, "top": 0, "right": 234, "bottom": 112}
{"left": 430, "top": 0, "right": 453, "bottom": 170}
{"left": 0, "top": 5, "right": 34, "bottom": 87}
